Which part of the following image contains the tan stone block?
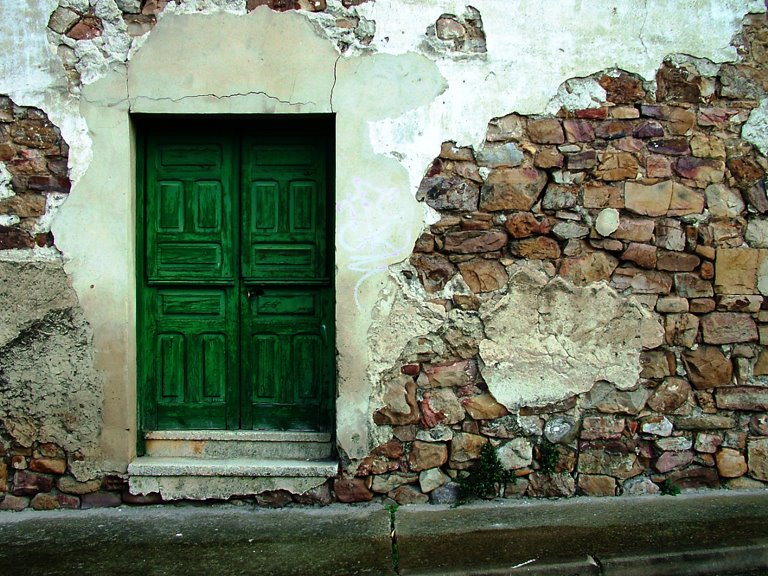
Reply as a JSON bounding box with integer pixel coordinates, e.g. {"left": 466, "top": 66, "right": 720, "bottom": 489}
{"left": 577, "top": 474, "right": 616, "bottom": 496}
{"left": 690, "top": 134, "right": 726, "bottom": 160}
{"left": 656, "top": 296, "right": 689, "bottom": 313}
{"left": 534, "top": 147, "right": 564, "bottom": 169}
{"left": 461, "top": 393, "right": 508, "bottom": 420}
{"left": 640, "top": 349, "right": 675, "bottom": 378}
{"left": 668, "top": 182, "right": 705, "bottom": 216}
{"left": 458, "top": 259, "right": 508, "bottom": 293}
{"left": 625, "top": 180, "right": 672, "bottom": 216}
{"left": 715, "top": 248, "right": 760, "bottom": 294}
{"left": 479, "top": 166, "right": 547, "bottom": 211}
{"left": 449, "top": 432, "right": 487, "bottom": 469}
{"left": 646, "top": 154, "right": 672, "bottom": 178}
{"left": 558, "top": 252, "right": 618, "bottom": 285}
{"left": 583, "top": 183, "right": 623, "bottom": 209}
{"left": 716, "top": 448, "right": 747, "bottom": 478}
{"left": 527, "top": 118, "right": 564, "bottom": 144}
{"left": 664, "top": 313, "right": 700, "bottom": 347}
{"left": 696, "top": 245, "right": 716, "bottom": 260}
{"left": 595, "top": 152, "right": 639, "bottom": 181}
{"left": 690, "top": 298, "right": 716, "bottom": 313}
{"left": 508, "top": 236, "right": 561, "bottom": 260}
{"left": 408, "top": 441, "right": 448, "bottom": 472}
{"left": 748, "top": 438, "right": 768, "bottom": 481}
{"left": 612, "top": 217, "right": 655, "bottom": 242}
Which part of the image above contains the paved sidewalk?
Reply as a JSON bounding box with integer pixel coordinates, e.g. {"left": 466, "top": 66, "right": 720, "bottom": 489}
{"left": 0, "top": 491, "right": 766, "bottom": 575}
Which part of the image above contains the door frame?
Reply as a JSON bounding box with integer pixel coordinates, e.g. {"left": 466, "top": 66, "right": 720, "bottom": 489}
{"left": 134, "top": 114, "right": 336, "bottom": 453}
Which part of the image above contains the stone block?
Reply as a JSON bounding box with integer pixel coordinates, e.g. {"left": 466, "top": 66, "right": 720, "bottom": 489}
{"left": 444, "top": 230, "right": 507, "bottom": 254}
{"left": 424, "top": 360, "right": 477, "bottom": 388}
{"left": 448, "top": 432, "right": 486, "bottom": 469}
{"left": 748, "top": 438, "right": 768, "bottom": 481}
{"left": 716, "top": 387, "right": 768, "bottom": 411}
{"left": 611, "top": 267, "right": 672, "bottom": 294}
{"left": 656, "top": 218, "right": 686, "bottom": 251}
{"left": 80, "top": 491, "right": 123, "bottom": 509}
{"left": 682, "top": 346, "right": 733, "bottom": 389}
{"left": 674, "top": 273, "right": 713, "bottom": 298}
{"left": 668, "top": 182, "right": 705, "bottom": 216}
{"left": 647, "top": 377, "right": 691, "bottom": 414}
{"left": 577, "top": 474, "right": 616, "bottom": 496}
{"left": 701, "top": 312, "right": 758, "bottom": 344}
{"left": 526, "top": 472, "right": 576, "bottom": 497}
{"left": 640, "top": 350, "right": 675, "bottom": 378}
{"left": 0, "top": 494, "right": 29, "bottom": 511}
{"left": 479, "top": 167, "right": 547, "bottom": 211}
{"left": 334, "top": 478, "right": 374, "bottom": 503}
{"left": 657, "top": 251, "right": 700, "bottom": 272}
{"left": 508, "top": 236, "right": 561, "bottom": 259}
{"left": 625, "top": 180, "right": 672, "bottom": 216}
{"left": 667, "top": 466, "right": 721, "bottom": 490}
{"left": 583, "top": 183, "right": 623, "bottom": 209}
{"left": 417, "top": 173, "right": 480, "bottom": 212}
{"left": 674, "top": 157, "right": 725, "bottom": 184}
{"left": 580, "top": 416, "right": 625, "bottom": 440}
{"left": 595, "top": 152, "right": 639, "bottom": 181}
{"left": 461, "top": 393, "right": 508, "bottom": 420}
{"left": 622, "top": 242, "right": 657, "bottom": 269}
{"left": 577, "top": 441, "right": 643, "bottom": 479}
{"left": 409, "top": 441, "right": 448, "bottom": 472}
{"left": 664, "top": 313, "right": 700, "bottom": 347}
{"left": 715, "top": 248, "right": 760, "bottom": 295}
{"left": 563, "top": 119, "right": 595, "bottom": 143}
{"left": 389, "top": 484, "right": 429, "bottom": 505}
{"left": 655, "top": 450, "right": 694, "bottom": 473}
{"left": 558, "top": 252, "right": 618, "bottom": 285}
{"left": 12, "top": 470, "right": 54, "bottom": 496}
{"left": 527, "top": 118, "right": 564, "bottom": 144}
{"left": 611, "top": 217, "right": 654, "bottom": 242}
{"left": 458, "top": 259, "right": 507, "bottom": 293}
{"left": 716, "top": 448, "right": 747, "bottom": 478}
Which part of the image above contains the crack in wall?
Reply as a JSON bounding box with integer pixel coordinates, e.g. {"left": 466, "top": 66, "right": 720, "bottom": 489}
{"left": 330, "top": 53, "right": 341, "bottom": 112}
{"left": 639, "top": 0, "right": 650, "bottom": 61}
{"left": 127, "top": 90, "right": 317, "bottom": 110}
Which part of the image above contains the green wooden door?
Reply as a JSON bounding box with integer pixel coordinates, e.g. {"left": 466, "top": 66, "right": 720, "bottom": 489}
{"left": 138, "top": 120, "right": 334, "bottom": 433}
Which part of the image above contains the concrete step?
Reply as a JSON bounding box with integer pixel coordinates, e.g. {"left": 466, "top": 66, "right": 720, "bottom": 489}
{"left": 128, "top": 456, "right": 339, "bottom": 500}
{"left": 144, "top": 430, "right": 334, "bottom": 460}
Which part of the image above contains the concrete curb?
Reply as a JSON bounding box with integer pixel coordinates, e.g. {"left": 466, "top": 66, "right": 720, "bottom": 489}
{"left": 395, "top": 491, "right": 768, "bottom": 575}
{"left": 0, "top": 491, "right": 767, "bottom": 575}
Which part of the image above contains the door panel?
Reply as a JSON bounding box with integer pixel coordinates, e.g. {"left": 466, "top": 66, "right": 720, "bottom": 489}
{"left": 150, "top": 287, "right": 237, "bottom": 429}
{"left": 146, "top": 139, "right": 235, "bottom": 285}
{"left": 241, "top": 287, "right": 333, "bottom": 431}
{"left": 242, "top": 141, "right": 328, "bottom": 284}
{"left": 139, "top": 120, "right": 334, "bottom": 435}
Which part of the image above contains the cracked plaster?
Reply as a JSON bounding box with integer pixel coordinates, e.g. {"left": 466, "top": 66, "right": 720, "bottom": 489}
{"left": 0, "top": 0, "right": 764, "bottom": 472}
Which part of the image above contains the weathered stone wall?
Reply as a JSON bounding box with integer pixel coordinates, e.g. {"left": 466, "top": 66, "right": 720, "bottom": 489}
{"left": 2, "top": 1, "right": 768, "bottom": 509}
{"left": 338, "top": 13, "right": 768, "bottom": 504}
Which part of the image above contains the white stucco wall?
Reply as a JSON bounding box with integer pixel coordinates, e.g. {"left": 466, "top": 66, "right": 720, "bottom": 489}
{"left": 0, "top": 0, "right": 763, "bottom": 470}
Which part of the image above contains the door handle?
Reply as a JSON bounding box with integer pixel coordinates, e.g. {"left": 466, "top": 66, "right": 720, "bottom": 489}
{"left": 246, "top": 288, "right": 264, "bottom": 299}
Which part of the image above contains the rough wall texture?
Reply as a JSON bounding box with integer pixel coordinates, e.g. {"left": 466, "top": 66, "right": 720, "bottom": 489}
{"left": 2, "top": 1, "right": 768, "bottom": 510}
{"left": 344, "top": 12, "right": 768, "bottom": 504}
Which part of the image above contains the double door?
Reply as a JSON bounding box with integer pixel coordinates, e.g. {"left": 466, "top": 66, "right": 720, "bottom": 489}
{"left": 138, "top": 119, "right": 334, "bottom": 432}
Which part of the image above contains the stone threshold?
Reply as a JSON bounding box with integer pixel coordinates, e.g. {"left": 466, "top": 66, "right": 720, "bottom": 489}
{"left": 128, "top": 457, "right": 338, "bottom": 477}
{"left": 145, "top": 430, "right": 332, "bottom": 443}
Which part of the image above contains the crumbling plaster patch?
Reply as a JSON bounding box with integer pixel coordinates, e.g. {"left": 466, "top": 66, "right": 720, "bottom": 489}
{"left": 0, "top": 261, "right": 101, "bottom": 479}
{"left": 479, "top": 267, "right": 663, "bottom": 410}
{"left": 365, "top": 0, "right": 764, "bottom": 191}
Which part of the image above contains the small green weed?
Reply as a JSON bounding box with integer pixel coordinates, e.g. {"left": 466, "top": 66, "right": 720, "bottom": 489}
{"left": 458, "top": 442, "right": 516, "bottom": 500}
{"left": 660, "top": 479, "right": 680, "bottom": 496}
{"left": 538, "top": 439, "right": 560, "bottom": 474}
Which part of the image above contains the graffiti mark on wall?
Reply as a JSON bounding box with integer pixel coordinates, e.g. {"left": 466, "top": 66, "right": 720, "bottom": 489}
{"left": 337, "top": 177, "right": 415, "bottom": 310}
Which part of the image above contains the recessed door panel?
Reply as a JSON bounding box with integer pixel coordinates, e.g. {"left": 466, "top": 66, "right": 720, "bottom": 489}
{"left": 140, "top": 123, "right": 333, "bottom": 434}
